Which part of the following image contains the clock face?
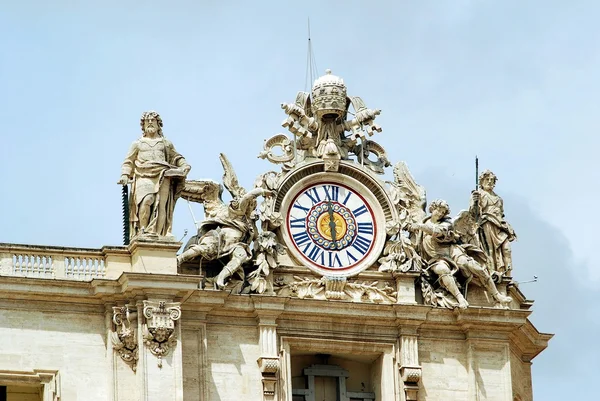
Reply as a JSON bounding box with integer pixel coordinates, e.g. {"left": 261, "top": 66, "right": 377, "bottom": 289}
{"left": 286, "top": 181, "right": 378, "bottom": 275}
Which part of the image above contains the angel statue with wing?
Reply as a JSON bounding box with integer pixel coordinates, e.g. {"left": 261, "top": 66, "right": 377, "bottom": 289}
{"left": 378, "top": 162, "right": 427, "bottom": 273}
{"left": 407, "top": 200, "right": 512, "bottom": 309}
{"left": 385, "top": 162, "right": 511, "bottom": 309}
{"left": 177, "top": 154, "right": 273, "bottom": 288}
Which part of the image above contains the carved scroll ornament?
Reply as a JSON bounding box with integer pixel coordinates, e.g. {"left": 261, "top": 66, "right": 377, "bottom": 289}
{"left": 142, "top": 300, "right": 181, "bottom": 368}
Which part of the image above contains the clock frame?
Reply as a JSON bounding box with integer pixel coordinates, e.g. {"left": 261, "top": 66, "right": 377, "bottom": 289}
{"left": 279, "top": 170, "right": 388, "bottom": 277}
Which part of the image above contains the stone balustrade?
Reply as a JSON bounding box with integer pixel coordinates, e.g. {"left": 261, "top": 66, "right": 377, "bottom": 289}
{"left": 0, "top": 243, "right": 130, "bottom": 281}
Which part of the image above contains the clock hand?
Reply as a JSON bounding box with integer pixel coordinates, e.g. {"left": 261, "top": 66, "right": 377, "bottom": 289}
{"left": 327, "top": 198, "right": 338, "bottom": 250}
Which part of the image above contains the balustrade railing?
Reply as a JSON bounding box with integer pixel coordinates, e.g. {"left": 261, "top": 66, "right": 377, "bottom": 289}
{"left": 65, "top": 256, "right": 106, "bottom": 280}
{"left": 12, "top": 254, "right": 55, "bottom": 278}
{"left": 1, "top": 244, "right": 110, "bottom": 281}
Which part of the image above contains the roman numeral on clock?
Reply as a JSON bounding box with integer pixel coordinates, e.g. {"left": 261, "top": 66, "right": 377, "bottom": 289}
{"left": 342, "top": 191, "right": 352, "bottom": 205}
{"left": 328, "top": 252, "right": 342, "bottom": 268}
{"left": 292, "top": 231, "right": 311, "bottom": 246}
{"left": 352, "top": 205, "right": 368, "bottom": 218}
{"left": 305, "top": 244, "right": 325, "bottom": 264}
{"left": 293, "top": 202, "right": 310, "bottom": 213}
{"left": 352, "top": 235, "right": 372, "bottom": 255}
{"left": 323, "top": 185, "right": 339, "bottom": 202}
{"left": 290, "top": 217, "right": 306, "bottom": 228}
{"left": 345, "top": 250, "right": 358, "bottom": 263}
{"left": 304, "top": 188, "right": 321, "bottom": 205}
{"left": 357, "top": 222, "right": 374, "bottom": 235}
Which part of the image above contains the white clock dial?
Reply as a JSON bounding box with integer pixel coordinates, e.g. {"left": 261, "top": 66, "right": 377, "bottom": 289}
{"left": 287, "top": 182, "right": 377, "bottom": 273}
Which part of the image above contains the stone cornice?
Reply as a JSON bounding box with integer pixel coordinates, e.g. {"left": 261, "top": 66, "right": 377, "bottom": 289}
{"left": 0, "top": 272, "right": 201, "bottom": 302}
{"left": 127, "top": 238, "right": 182, "bottom": 254}
{"left": 509, "top": 318, "right": 554, "bottom": 362}
{"left": 0, "top": 274, "right": 553, "bottom": 361}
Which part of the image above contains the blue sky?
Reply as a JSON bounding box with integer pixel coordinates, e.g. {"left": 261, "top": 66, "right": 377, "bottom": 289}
{"left": 1, "top": 1, "right": 599, "bottom": 398}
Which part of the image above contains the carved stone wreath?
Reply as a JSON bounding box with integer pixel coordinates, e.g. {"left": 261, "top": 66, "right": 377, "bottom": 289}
{"left": 275, "top": 275, "right": 397, "bottom": 303}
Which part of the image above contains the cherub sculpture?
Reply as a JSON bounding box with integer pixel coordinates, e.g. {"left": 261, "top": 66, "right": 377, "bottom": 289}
{"left": 142, "top": 325, "right": 177, "bottom": 369}
{"left": 469, "top": 170, "right": 516, "bottom": 278}
{"left": 177, "top": 154, "right": 273, "bottom": 288}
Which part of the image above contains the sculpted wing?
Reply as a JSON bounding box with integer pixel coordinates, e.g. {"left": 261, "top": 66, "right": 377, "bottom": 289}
{"left": 390, "top": 162, "right": 427, "bottom": 224}
{"left": 219, "top": 153, "right": 246, "bottom": 199}
{"left": 453, "top": 209, "right": 479, "bottom": 246}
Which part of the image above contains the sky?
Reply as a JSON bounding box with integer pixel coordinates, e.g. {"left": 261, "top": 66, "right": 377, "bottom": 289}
{"left": 1, "top": 1, "right": 599, "bottom": 398}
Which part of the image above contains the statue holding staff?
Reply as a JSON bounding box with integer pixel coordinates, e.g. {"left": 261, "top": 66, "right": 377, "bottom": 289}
{"left": 118, "top": 111, "right": 191, "bottom": 239}
{"left": 470, "top": 170, "right": 516, "bottom": 277}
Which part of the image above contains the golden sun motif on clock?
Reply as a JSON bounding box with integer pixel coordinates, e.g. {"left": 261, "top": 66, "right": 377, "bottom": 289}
{"left": 316, "top": 212, "right": 346, "bottom": 241}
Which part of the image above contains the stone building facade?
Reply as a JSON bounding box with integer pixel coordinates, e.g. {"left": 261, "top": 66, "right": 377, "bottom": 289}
{"left": 0, "top": 70, "right": 551, "bottom": 400}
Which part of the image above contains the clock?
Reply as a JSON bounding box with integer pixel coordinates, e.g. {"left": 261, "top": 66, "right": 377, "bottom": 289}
{"left": 279, "top": 170, "right": 387, "bottom": 277}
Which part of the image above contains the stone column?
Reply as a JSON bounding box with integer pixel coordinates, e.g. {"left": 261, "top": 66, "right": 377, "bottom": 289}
{"left": 106, "top": 305, "right": 116, "bottom": 401}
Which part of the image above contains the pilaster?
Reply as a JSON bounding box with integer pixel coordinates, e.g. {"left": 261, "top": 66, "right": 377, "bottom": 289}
{"left": 466, "top": 331, "right": 513, "bottom": 401}
{"left": 398, "top": 326, "right": 422, "bottom": 401}
{"left": 254, "top": 297, "right": 287, "bottom": 401}
{"left": 134, "top": 299, "right": 184, "bottom": 401}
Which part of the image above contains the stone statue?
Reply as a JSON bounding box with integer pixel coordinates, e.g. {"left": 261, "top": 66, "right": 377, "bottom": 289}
{"left": 406, "top": 200, "right": 512, "bottom": 309}
{"left": 177, "top": 154, "right": 273, "bottom": 288}
{"left": 262, "top": 69, "right": 387, "bottom": 173}
{"left": 470, "top": 170, "right": 516, "bottom": 277}
{"left": 379, "top": 162, "right": 427, "bottom": 273}
{"left": 118, "top": 111, "right": 191, "bottom": 239}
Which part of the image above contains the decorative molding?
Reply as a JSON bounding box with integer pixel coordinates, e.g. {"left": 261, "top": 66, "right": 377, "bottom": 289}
{"left": 142, "top": 300, "right": 181, "bottom": 368}
{"left": 111, "top": 304, "right": 138, "bottom": 372}
{"left": 276, "top": 275, "right": 397, "bottom": 303}
{"left": 258, "top": 134, "right": 295, "bottom": 164}
{"left": 0, "top": 369, "right": 60, "bottom": 401}
{"left": 257, "top": 315, "right": 280, "bottom": 401}
{"left": 258, "top": 357, "right": 280, "bottom": 374}
{"left": 261, "top": 376, "right": 278, "bottom": 398}
{"left": 324, "top": 276, "right": 346, "bottom": 299}
{"left": 400, "top": 366, "right": 422, "bottom": 383}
